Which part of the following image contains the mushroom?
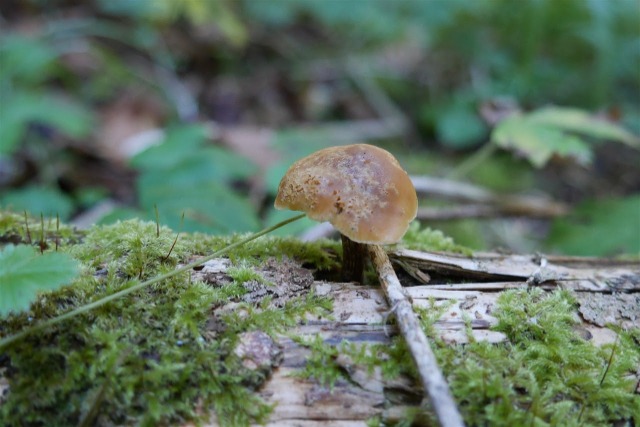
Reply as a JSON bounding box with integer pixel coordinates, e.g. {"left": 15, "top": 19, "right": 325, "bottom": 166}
{"left": 274, "top": 144, "right": 418, "bottom": 282}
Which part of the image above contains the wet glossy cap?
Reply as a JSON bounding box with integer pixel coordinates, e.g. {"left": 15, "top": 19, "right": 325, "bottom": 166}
{"left": 274, "top": 144, "right": 418, "bottom": 244}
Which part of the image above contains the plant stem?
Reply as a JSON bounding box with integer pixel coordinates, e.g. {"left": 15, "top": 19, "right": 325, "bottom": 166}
{"left": 446, "top": 142, "right": 498, "bottom": 181}
{"left": 0, "top": 213, "right": 306, "bottom": 350}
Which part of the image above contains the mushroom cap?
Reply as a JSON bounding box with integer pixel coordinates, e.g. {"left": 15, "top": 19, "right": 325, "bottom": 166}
{"left": 274, "top": 144, "right": 418, "bottom": 244}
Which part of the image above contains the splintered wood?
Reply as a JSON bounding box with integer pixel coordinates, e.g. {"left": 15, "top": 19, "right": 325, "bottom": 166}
{"left": 200, "top": 250, "right": 639, "bottom": 427}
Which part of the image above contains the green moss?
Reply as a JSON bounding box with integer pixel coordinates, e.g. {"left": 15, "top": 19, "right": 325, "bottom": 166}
{"left": 69, "top": 219, "right": 195, "bottom": 278}
{"left": 227, "top": 263, "right": 271, "bottom": 286}
{"left": 0, "top": 218, "right": 336, "bottom": 426}
{"left": 191, "top": 233, "right": 340, "bottom": 271}
{"left": 221, "top": 292, "right": 332, "bottom": 338}
{"left": 0, "top": 211, "right": 82, "bottom": 247}
{"left": 293, "top": 335, "right": 345, "bottom": 389}
{"left": 302, "top": 289, "right": 639, "bottom": 427}
{"left": 439, "top": 290, "right": 639, "bottom": 426}
{"left": 3, "top": 216, "right": 637, "bottom": 426}
{"left": 399, "top": 222, "right": 473, "bottom": 255}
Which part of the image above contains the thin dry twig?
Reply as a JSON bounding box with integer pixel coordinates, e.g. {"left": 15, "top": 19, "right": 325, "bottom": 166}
{"left": 369, "top": 244, "right": 465, "bottom": 427}
{"left": 417, "top": 203, "right": 564, "bottom": 220}
{"left": 411, "top": 176, "right": 568, "bottom": 218}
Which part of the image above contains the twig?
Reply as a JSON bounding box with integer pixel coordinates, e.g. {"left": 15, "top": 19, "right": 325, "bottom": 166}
{"left": 368, "top": 244, "right": 465, "bottom": 427}
{"left": 410, "top": 176, "right": 567, "bottom": 217}
{"left": 411, "top": 176, "right": 496, "bottom": 201}
{"left": 417, "top": 203, "right": 565, "bottom": 220}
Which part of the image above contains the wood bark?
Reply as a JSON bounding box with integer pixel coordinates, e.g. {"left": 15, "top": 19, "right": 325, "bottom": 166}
{"left": 201, "top": 249, "right": 639, "bottom": 426}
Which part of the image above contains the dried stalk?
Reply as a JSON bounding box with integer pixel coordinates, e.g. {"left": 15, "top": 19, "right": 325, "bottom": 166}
{"left": 368, "top": 244, "right": 465, "bottom": 427}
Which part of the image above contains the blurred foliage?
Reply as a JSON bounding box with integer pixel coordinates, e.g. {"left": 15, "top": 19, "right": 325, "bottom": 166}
{"left": 0, "top": 0, "right": 638, "bottom": 255}
{"left": 0, "top": 35, "right": 94, "bottom": 155}
{"left": 97, "top": 0, "right": 247, "bottom": 46}
{"left": 547, "top": 195, "right": 640, "bottom": 256}
{"left": 1, "top": 185, "right": 74, "bottom": 220}
{"left": 130, "top": 124, "right": 260, "bottom": 233}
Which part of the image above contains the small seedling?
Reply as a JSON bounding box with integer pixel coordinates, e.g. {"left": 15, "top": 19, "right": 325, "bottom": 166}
{"left": 23, "top": 210, "right": 31, "bottom": 244}
{"left": 39, "top": 213, "right": 46, "bottom": 253}
{"left": 154, "top": 204, "right": 160, "bottom": 237}
{"left": 599, "top": 334, "right": 619, "bottom": 386}
{"left": 55, "top": 213, "right": 59, "bottom": 252}
{"left": 162, "top": 212, "right": 184, "bottom": 262}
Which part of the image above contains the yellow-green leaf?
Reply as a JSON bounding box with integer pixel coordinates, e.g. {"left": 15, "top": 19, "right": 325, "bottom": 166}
{"left": 492, "top": 115, "right": 592, "bottom": 167}
{"left": 528, "top": 107, "right": 640, "bottom": 148}
{"left": 491, "top": 107, "right": 639, "bottom": 168}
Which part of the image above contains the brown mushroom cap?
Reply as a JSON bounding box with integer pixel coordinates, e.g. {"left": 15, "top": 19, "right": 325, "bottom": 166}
{"left": 274, "top": 144, "right": 418, "bottom": 244}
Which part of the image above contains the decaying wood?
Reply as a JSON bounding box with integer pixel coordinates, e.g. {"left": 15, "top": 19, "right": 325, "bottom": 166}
{"left": 391, "top": 249, "right": 640, "bottom": 292}
{"left": 208, "top": 248, "right": 637, "bottom": 426}
{"left": 5, "top": 245, "right": 630, "bottom": 426}
{"left": 368, "top": 244, "right": 465, "bottom": 427}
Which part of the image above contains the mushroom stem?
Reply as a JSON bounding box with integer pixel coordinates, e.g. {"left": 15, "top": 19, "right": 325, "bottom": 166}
{"left": 340, "top": 233, "right": 366, "bottom": 283}
{"left": 368, "top": 244, "right": 464, "bottom": 427}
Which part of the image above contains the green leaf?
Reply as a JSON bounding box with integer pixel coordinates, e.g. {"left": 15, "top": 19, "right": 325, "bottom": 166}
{"left": 0, "top": 92, "right": 94, "bottom": 155}
{"left": 491, "top": 107, "right": 639, "bottom": 168}
{"left": 0, "top": 244, "right": 79, "bottom": 316}
{"left": 1, "top": 186, "right": 75, "bottom": 220}
{"left": 130, "top": 123, "right": 259, "bottom": 233}
{"left": 130, "top": 124, "right": 209, "bottom": 170}
{"left": 492, "top": 114, "right": 593, "bottom": 167}
{"left": 436, "top": 103, "right": 487, "bottom": 149}
{"left": 546, "top": 195, "right": 640, "bottom": 256}
{"left": 138, "top": 178, "right": 260, "bottom": 233}
{"left": 132, "top": 125, "right": 256, "bottom": 181}
{"left": 528, "top": 107, "right": 640, "bottom": 148}
{"left": 0, "top": 35, "right": 58, "bottom": 85}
